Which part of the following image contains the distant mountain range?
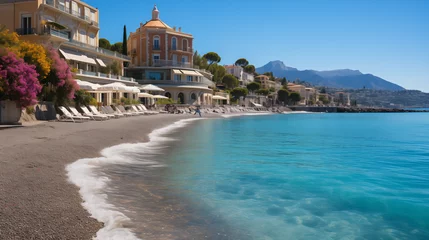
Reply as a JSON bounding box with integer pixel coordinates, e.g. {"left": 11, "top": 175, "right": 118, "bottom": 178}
{"left": 256, "top": 61, "right": 405, "bottom": 91}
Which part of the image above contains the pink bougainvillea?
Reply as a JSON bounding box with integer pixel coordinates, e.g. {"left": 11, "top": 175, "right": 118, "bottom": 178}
{"left": 0, "top": 51, "right": 42, "bottom": 108}
{"left": 42, "top": 47, "right": 79, "bottom": 104}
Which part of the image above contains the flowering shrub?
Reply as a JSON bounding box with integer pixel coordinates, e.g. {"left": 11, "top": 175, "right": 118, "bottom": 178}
{"left": 40, "top": 47, "right": 79, "bottom": 106}
{"left": 0, "top": 51, "right": 42, "bottom": 108}
{"left": 19, "top": 41, "right": 51, "bottom": 80}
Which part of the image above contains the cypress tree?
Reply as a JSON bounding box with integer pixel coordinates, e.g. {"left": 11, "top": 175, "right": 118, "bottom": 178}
{"left": 122, "top": 25, "right": 128, "bottom": 67}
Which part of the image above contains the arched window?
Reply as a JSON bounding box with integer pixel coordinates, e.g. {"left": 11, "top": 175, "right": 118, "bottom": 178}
{"left": 153, "top": 36, "right": 160, "bottom": 50}
{"left": 171, "top": 37, "right": 177, "bottom": 50}
{"left": 165, "top": 92, "right": 171, "bottom": 99}
{"left": 190, "top": 93, "right": 197, "bottom": 101}
{"left": 178, "top": 92, "right": 185, "bottom": 104}
{"left": 182, "top": 39, "right": 188, "bottom": 51}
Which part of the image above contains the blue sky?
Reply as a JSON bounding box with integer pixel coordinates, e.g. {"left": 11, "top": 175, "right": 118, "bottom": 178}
{"left": 88, "top": 0, "right": 429, "bottom": 92}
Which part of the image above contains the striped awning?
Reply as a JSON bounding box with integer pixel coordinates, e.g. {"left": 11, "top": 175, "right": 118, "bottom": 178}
{"left": 59, "top": 49, "right": 96, "bottom": 65}
{"left": 95, "top": 58, "right": 107, "bottom": 67}
{"left": 173, "top": 69, "right": 183, "bottom": 74}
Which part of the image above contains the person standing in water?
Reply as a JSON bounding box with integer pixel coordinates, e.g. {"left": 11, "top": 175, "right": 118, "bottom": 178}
{"left": 194, "top": 106, "right": 202, "bottom": 117}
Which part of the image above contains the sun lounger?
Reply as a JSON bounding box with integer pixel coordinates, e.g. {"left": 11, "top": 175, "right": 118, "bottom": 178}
{"left": 111, "top": 106, "right": 134, "bottom": 117}
{"left": 136, "top": 105, "right": 155, "bottom": 115}
{"left": 88, "top": 105, "right": 115, "bottom": 119}
{"left": 117, "top": 105, "right": 140, "bottom": 116}
{"left": 58, "top": 106, "right": 90, "bottom": 123}
{"left": 101, "top": 106, "right": 124, "bottom": 118}
{"left": 139, "top": 104, "right": 164, "bottom": 114}
{"left": 130, "top": 105, "right": 148, "bottom": 115}
{"left": 76, "top": 106, "right": 108, "bottom": 121}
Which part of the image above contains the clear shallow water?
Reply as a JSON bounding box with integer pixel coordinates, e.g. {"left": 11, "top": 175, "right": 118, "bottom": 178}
{"left": 165, "top": 113, "right": 429, "bottom": 239}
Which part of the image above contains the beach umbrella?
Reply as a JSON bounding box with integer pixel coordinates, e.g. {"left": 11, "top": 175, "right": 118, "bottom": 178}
{"left": 140, "top": 84, "right": 165, "bottom": 92}
{"left": 125, "top": 86, "right": 140, "bottom": 93}
{"left": 138, "top": 92, "right": 154, "bottom": 98}
{"left": 152, "top": 95, "right": 168, "bottom": 99}
{"left": 98, "top": 82, "right": 128, "bottom": 91}
{"left": 212, "top": 95, "right": 227, "bottom": 100}
{"left": 75, "top": 80, "right": 101, "bottom": 91}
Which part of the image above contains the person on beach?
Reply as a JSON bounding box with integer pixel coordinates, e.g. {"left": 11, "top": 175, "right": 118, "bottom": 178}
{"left": 194, "top": 106, "right": 202, "bottom": 117}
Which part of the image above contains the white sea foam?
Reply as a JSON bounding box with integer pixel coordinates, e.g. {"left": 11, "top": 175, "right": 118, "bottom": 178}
{"left": 66, "top": 118, "right": 204, "bottom": 240}
{"left": 221, "top": 112, "right": 274, "bottom": 118}
{"left": 282, "top": 111, "right": 324, "bottom": 114}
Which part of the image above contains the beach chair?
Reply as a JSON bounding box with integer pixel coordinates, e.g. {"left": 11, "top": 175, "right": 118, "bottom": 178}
{"left": 101, "top": 106, "right": 124, "bottom": 118}
{"left": 77, "top": 106, "right": 108, "bottom": 121}
{"left": 88, "top": 105, "right": 115, "bottom": 119}
{"left": 117, "top": 105, "right": 139, "bottom": 116}
{"left": 130, "top": 105, "right": 148, "bottom": 115}
{"left": 139, "top": 104, "right": 163, "bottom": 114}
{"left": 111, "top": 105, "right": 134, "bottom": 117}
{"left": 136, "top": 105, "right": 155, "bottom": 115}
{"left": 58, "top": 106, "right": 90, "bottom": 123}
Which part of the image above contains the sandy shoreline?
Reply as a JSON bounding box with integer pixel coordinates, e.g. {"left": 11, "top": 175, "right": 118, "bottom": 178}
{"left": 0, "top": 114, "right": 206, "bottom": 239}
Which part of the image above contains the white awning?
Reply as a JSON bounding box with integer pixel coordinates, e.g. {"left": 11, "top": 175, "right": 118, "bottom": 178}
{"left": 173, "top": 69, "right": 183, "bottom": 74}
{"left": 193, "top": 71, "right": 204, "bottom": 77}
{"left": 59, "top": 49, "right": 96, "bottom": 65}
{"left": 181, "top": 70, "right": 200, "bottom": 76}
{"left": 213, "top": 95, "right": 227, "bottom": 100}
{"left": 95, "top": 58, "right": 107, "bottom": 67}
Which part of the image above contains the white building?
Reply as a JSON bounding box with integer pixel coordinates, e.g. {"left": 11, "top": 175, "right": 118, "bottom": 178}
{"left": 224, "top": 65, "right": 254, "bottom": 87}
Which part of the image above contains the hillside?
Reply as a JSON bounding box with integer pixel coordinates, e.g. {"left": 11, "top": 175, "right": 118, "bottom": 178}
{"left": 256, "top": 61, "right": 405, "bottom": 91}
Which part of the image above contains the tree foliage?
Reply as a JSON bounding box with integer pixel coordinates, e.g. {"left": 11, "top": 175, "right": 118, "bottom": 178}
{"left": 0, "top": 51, "right": 42, "bottom": 108}
{"left": 193, "top": 51, "right": 208, "bottom": 70}
{"left": 18, "top": 41, "right": 51, "bottom": 80}
{"left": 281, "top": 77, "right": 287, "bottom": 86}
{"left": 256, "top": 89, "right": 270, "bottom": 96}
{"left": 277, "top": 89, "right": 289, "bottom": 104}
{"left": 109, "top": 61, "right": 123, "bottom": 76}
{"left": 230, "top": 87, "right": 248, "bottom": 100}
{"left": 246, "top": 82, "right": 261, "bottom": 92}
{"left": 208, "top": 63, "right": 226, "bottom": 83}
{"left": 222, "top": 74, "right": 239, "bottom": 90}
{"left": 318, "top": 95, "right": 329, "bottom": 104}
{"left": 74, "top": 89, "right": 96, "bottom": 107}
{"left": 235, "top": 58, "right": 249, "bottom": 67}
{"left": 99, "top": 38, "right": 111, "bottom": 49}
{"left": 110, "top": 42, "right": 123, "bottom": 53}
{"left": 289, "top": 92, "right": 301, "bottom": 105}
{"left": 122, "top": 25, "right": 128, "bottom": 67}
{"left": 203, "top": 52, "right": 221, "bottom": 66}
{"left": 244, "top": 65, "right": 255, "bottom": 74}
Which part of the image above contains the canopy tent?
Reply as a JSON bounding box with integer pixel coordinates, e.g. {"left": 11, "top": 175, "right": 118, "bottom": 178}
{"left": 140, "top": 84, "right": 165, "bottom": 92}
{"left": 152, "top": 95, "right": 168, "bottom": 99}
{"left": 212, "top": 95, "right": 228, "bottom": 100}
{"left": 59, "top": 49, "right": 96, "bottom": 65}
{"left": 138, "top": 92, "right": 154, "bottom": 98}
{"left": 75, "top": 80, "right": 101, "bottom": 91}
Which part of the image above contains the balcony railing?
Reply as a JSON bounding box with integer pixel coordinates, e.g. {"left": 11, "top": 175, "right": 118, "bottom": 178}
{"left": 42, "top": 0, "right": 99, "bottom": 27}
{"left": 148, "top": 59, "right": 192, "bottom": 68}
{"left": 45, "top": 28, "right": 68, "bottom": 40}
{"left": 152, "top": 46, "right": 161, "bottom": 51}
{"left": 65, "top": 40, "right": 131, "bottom": 60}
{"left": 76, "top": 69, "right": 136, "bottom": 82}
{"left": 137, "top": 79, "right": 209, "bottom": 86}
{"left": 169, "top": 47, "right": 193, "bottom": 53}
{"left": 15, "top": 28, "right": 36, "bottom": 35}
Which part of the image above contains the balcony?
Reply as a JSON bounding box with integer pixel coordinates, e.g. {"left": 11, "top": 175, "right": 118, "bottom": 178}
{"left": 143, "top": 59, "right": 192, "bottom": 68}
{"left": 16, "top": 27, "right": 69, "bottom": 40}
{"left": 152, "top": 46, "right": 161, "bottom": 51}
{"left": 42, "top": 0, "right": 99, "bottom": 28}
{"left": 169, "top": 47, "right": 193, "bottom": 53}
{"left": 15, "top": 28, "right": 36, "bottom": 35}
{"left": 64, "top": 40, "right": 131, "bottom": 61}
{"left": 136, "top": 79, "right": 210, "bottom": 87}
{"left": 76, "top": 69, "right": 137, "bottom": 85}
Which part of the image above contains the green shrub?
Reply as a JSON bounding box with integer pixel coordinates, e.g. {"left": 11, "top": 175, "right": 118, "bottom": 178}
{"left": 156, "top": 98, "right": 177, "bottom": 105}
{"left": 25, "top": 106, "right": 35, "bottom": 114}
{"left": 74, "top": 90, "right": 95, "bottom": 107}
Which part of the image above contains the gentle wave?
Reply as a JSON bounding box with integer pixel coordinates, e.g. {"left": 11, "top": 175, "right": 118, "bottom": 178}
{"left": 221, "top": 112, "right": 274, "bottom": 118}
{"left": 66, "top": 118, "right": 204, "bottom": 240}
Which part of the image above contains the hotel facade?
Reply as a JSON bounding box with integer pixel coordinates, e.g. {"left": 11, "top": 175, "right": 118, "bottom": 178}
{"left": 0, "top": 0, "right": 138, "bottom": 105}
{"left": 125, "top": 5, "right": 214, "bottom": 105}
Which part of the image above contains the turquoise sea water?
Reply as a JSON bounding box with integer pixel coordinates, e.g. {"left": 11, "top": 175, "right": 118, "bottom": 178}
{"left": 164, "top": 113, "right": 429, "bottom": 239}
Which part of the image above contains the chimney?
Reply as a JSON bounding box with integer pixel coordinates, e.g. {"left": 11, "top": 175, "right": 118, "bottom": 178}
{"left": 173, "top": 26, "right": 176, "bottom": 31}
{"left": 178, "top": 27, "right": 181, "bottom": 32}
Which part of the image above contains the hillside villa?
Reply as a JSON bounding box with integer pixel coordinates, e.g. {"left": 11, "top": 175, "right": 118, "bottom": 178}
{"left": 224, "top": 65, "right": 255, "bottom": 87}
{"left": 125, "top": 5, "right": 215, "bottom": 105}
